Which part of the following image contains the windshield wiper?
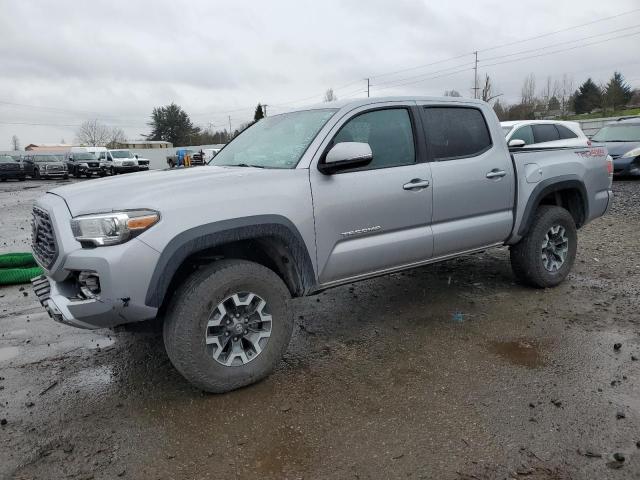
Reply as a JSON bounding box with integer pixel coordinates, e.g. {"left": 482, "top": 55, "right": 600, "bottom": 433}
{"left": 227, "top": 163, "right": 265, "bottom": 168}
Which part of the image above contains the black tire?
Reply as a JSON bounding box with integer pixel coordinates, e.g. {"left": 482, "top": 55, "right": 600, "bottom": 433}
{"left": 85, "top": 172, "right": 92, "bottom": 178}
{"left": 510, "top": 205, "right": 577, "bottom": 288}
{"left": 0, "top": 177, "right": 6, "bottom": 182}
{"left": 163, "top": 259, "right": 293, "bottom": 393}
{"left": 33, "top": 168, "right": 40, "bottom": 179}
{"left": 18, "top": 177, "right": 25, "bottom": 181}
{"left": 63, "top": 174, "right": 69, "bottom": 180}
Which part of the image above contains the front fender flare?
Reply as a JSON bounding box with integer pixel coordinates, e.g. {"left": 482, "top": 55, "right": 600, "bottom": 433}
{"left": 144, "top": 215, "right": 316, "bottom": 308}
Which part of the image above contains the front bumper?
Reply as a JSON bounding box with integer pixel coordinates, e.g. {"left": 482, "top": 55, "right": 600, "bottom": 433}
{"left": 0, "top": 171, "right": 26, "bottom": 179}
{"left": 31, "top": 193, "right": 160, "bottom": 329}
{"left": 613, "top": 158, "right": 640, "bottom": 176}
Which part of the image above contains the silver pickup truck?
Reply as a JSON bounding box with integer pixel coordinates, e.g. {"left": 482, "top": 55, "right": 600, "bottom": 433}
{"left": 31, "top": 97, "right": 613, "bottom": 392}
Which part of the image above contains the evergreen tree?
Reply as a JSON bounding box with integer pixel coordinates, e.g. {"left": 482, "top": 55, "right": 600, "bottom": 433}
{"left": 548, "top": 96, "right": 560, "bottom": 111}
{"left": 254, "top": 103, "right": 264, "bottom": 121}
{"left": 573, "top": 78, "right": 602, "bottom": 114}
{"left": 146, "top": 103, "right": 200, "bottom": 146}
{"left": 605, "top": 72, "right": 632, "bottom": 111}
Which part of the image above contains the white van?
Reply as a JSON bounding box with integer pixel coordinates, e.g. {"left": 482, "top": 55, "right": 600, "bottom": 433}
{"left": 70, "top": 146, "right": 108, "bottom": 157}
{"left": 96, "top": 149, "right": 139, "bottom": 175}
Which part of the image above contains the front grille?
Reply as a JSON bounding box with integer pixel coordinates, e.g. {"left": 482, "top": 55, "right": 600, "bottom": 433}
{"left": 88, "top": 162, "right": 99, "bottom": 167}
{"left": 123, "top": 161, "right": 134, "bottom": 166}
{"left": 46, "top": 165, "right": 62, "bottom": 171}
{"left": 32, "top": 207, "right": 58, "bottom": 269}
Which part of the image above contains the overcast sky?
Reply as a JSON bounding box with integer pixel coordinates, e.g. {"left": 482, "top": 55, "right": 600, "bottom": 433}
{"left": 1, "top": 0, "right": 639, "bottom": 149}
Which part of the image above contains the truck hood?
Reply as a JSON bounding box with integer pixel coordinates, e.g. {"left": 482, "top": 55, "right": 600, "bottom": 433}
{"left": 49, "top": 166, "right": 297, "bottom": 217}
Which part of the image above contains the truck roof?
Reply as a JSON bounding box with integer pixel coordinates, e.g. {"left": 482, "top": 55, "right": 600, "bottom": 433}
{"left": 288, "top": 96, "right": 487, "bottom": 113}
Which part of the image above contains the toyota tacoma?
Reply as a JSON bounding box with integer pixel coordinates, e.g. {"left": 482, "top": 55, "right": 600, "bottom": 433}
{"left": 31, "top": 97, "right": 613, "bottom": 392}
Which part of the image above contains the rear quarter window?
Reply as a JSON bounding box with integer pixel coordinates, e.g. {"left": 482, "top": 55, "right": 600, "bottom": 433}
{"left": 422, "top": 107, "right": 492, "bottom": 160}
{"left": 556, "top": 125, "right": 578, "bottom": 139}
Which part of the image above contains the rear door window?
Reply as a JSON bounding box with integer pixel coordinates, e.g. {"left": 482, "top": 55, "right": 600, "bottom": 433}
{"left": 511, "top": 125, "right": 534, "bottom": 145}
{"left": 532, "top": 124, "right": 560, "bottom": 143}
{"left": 422, "top": 107, "right": 492, "bottom": 160}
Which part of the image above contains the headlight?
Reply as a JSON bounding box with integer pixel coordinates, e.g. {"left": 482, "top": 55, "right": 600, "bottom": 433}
{"left": 621, "top": 147, "right": 640, "bottom": 158}
{"left": 70, "top": 209, "right": 160, "bottom": 246}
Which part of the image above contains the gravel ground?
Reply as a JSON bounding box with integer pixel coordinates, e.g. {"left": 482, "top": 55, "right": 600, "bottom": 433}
{"left": 0, "top": 177, "right": 639, "bottom": 480}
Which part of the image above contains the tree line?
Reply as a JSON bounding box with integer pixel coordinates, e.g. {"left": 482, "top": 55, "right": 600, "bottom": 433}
{"left": 491, "top": 71, "right": 638, "bottom": 121}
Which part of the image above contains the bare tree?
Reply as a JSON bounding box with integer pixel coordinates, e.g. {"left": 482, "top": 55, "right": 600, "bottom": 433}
{"left": 323, "top": 88, "right": 337, "bottom": 102}
{"left": 558, "top": 74, "right": 574, "bottom": 116}
{"left": 481, "top": 75, "right": 502, "bottom": 103}
{"left": 444, "top": 89, "right": 461, "bottom": 97}
{"left": 11, "top": 135, "right": 20, "bottom": 151}
{"left": 76, "top": 119, "right": 111, "bottom": 146}
{"left": 107, "top": 127, "right": 127, "bottom": 148}
{"left": 521, "top": 73, "right": 537, "bottom": 107}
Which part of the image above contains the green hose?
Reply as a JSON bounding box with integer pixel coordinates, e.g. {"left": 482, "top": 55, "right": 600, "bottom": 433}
{"left": 0, "top": 253, "right": 44, "bottom": 285}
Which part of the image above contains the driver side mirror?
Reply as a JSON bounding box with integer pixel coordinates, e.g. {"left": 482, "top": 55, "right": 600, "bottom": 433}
{"left": 508, "top": 139, "right": 526, "bottom": 148}
{"left": 318, "top": 142, "right": 373, "bottom": 175}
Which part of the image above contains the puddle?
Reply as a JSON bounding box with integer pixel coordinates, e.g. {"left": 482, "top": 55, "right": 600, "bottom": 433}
{"left": 488, "top": 339, "right": 544, "bottom": 368}
{"left": 0, "top": 346, "right": 22, "bottom": 362}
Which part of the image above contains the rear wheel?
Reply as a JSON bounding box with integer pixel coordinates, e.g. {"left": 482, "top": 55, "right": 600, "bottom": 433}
{"left": 163, "top": 259, "right": 293, "bottom": 393}
{"left": 510, "top": 205, "right": 577, "bottom": 288}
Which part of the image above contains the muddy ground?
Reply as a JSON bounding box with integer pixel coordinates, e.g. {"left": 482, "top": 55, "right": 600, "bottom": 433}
{"left": 0, "top": 177, "right": 639, "bottom": 480}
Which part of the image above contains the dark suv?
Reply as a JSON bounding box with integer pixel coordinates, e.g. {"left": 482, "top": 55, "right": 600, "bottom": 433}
{"left": 66, "top": 152, "right": 104, "bottom": 178}
{"left": 591, "top": 117, "right": 640, "bottom": 177}
{"left": 22, "top": 153, "right": 69, "bottom": 179}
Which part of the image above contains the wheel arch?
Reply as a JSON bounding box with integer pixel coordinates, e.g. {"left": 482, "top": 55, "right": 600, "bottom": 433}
{"left": 517, "top": 176, "right": 588, "bottom": 238}
{"left": 145, "top": 215, "right": 317, "bottom": 310}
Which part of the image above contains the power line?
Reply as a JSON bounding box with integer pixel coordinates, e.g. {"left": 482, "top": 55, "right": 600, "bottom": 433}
{"left": 366, "top": 7, "right": 640, "bottom": 83}
{"left": 481, "top": 30, "right": 640, "bottom": 69}
{"left": 370, "top": 61, "right": 476, "bottom": 88}
{"left": 478, "top": 7, "right": 640, "bottom": 53}
{"left": 481, "top": 24, "right": 640, "bottom": 63}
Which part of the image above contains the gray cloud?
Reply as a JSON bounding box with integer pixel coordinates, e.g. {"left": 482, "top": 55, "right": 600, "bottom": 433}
{"left": 1, "top": 0, "right": 639, "bottom": 148}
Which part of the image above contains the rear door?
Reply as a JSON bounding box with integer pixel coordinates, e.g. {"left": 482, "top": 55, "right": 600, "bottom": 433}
{"left": 419, "top": 104, "right": 514, "bottom": 257}
{"left": 310, "top": 104, "right": 434, "bottom": 285}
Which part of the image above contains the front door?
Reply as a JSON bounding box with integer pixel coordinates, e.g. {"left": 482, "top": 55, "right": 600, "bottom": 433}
{"left": 310, "top": 105, "right": 434, "bottom": 285}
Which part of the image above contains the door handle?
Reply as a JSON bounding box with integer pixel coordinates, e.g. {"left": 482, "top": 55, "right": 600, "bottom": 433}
{"left": 486, "top": 169, "right": 506, "bottom": 179}
{"left": 403, "top": 179, "right": 430, "bottom": 190}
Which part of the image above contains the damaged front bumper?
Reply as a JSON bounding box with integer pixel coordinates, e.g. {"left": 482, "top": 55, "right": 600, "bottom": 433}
{"left": 31, "top": 193, "right": 160, "bottom": 329}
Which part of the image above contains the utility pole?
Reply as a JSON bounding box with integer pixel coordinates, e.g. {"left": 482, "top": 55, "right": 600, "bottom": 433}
{"left": 263, "top": 104, "right": 268, "bottom": 117}
{"left": 228, "top": 115, "right": 232, "bottom": 139}
{"left": 367, "top": 78, "right": 370, "bottom": 98}
{"left": 473, "top": 51, "right": 479, "bottom": 99}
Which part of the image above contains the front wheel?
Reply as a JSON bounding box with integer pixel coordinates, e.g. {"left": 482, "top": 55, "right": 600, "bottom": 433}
{"left": 33, "top": 169, "right": 40, "bottom": 179}
{"left": 510, "top": 205, "right": 577, "bottom": 288}
{"left": 163, "top": 259, "right": 293, "bottom": 393}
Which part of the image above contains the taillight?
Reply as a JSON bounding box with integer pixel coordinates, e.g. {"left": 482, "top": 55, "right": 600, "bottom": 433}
{"left": 606, "top": 155, "right": 614, "bottom": 175}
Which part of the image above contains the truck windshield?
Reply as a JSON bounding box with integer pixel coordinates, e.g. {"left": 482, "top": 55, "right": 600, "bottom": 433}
{"left": 73, "top": 153, "right": 97, "bottom": 161}
{"left": 35, "top": 155, "right": 61, "bottom": 162}
{"left": 591, "top": 124, "right": 640, "bottom": 142}
{"left": 211, "top": 109, "right": 337, "bottom": 169}
{"left": 111, "top": 150, "right": 134, "bottom": 158}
